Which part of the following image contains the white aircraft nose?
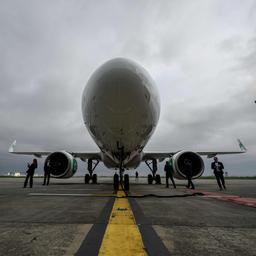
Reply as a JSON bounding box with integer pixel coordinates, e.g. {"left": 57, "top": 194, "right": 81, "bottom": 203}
{"left": 82, "top": 58, "right": 160, "bottom": 154}
{"left": 98, "top": 68, "right": 148, "bottom": 114}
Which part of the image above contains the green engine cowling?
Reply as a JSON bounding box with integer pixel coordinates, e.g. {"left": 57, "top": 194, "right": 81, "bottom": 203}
{"left": 44, "top": 151, "right": 77, "bottom": 179}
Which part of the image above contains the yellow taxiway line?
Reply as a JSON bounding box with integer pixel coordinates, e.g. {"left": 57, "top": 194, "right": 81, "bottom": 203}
{"left": 98, "top": 188, "right": 147, "bottom": 255}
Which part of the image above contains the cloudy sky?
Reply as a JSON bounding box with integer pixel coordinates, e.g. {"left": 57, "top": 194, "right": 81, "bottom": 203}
{"left": 0, "top": 0, "right": 255, "bottom": 176}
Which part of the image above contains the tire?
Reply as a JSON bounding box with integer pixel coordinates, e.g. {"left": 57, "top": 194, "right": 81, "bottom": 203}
{"left": 84, "top": 174, "right": 90, "bottom": 184}
{"left": 113, "top": 173, "right": 119, "bottom": 190}
{"left": 124, "top": 174, "right": 129, "bottom": 191}
{"left": 155, "top": 174, "right": 161, "bottom": 184}
{"left": 148, "top": 174, "right": 153, "bottom": 184}
{"left": 92, "top": 174, "right": 97, "bottom": 184}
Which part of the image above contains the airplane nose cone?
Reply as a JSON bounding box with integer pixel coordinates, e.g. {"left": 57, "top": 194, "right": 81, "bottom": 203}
{"left": 84, "top": 58, "right": 155, "bottom": 116}
{"left": 99, "top": 66, "right": 146, "bottom": 114}
{"left": 82, "top": 58, "right": 160, "bottom": 152}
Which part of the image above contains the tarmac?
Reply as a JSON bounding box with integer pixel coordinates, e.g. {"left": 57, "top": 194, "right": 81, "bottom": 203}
{"left": 0, "top": 176, "right": 255, "bottom": 256}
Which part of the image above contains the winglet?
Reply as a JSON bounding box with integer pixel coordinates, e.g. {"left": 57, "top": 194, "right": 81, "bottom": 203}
{"left": 9, "top": 140, "right": 17, "bottom": 153}
{"left": 237, "top": 139, "right": 247, "bottom": 152}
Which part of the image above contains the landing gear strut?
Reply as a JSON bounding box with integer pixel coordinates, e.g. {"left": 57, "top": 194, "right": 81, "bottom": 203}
{"left": 84, "top": 159, "right": 99, "bottom": 184}
{"left": 113, "top": 166, "right": 130, "bottom": 191}
{"left": 145, "top": 159, "right": 161, "bottom": 184}
{"left": 113, "top": 143, "right": 130, "bottom": 191}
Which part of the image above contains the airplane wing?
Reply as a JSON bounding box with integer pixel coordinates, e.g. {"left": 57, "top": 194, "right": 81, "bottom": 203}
{"left": 143, "top": 139, "right": 247, "bottom": 161}
{"left": 142, "top": 152, "right": 173, "bottom": 162}
{"left": 8, "top": 140, "right": 101, "bottom": 161}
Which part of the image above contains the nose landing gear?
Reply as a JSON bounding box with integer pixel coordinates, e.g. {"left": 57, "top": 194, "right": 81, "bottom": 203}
{"left": 113, "top": 143, "right": 130, "bottom": 191}
{"left": 113, "top": 173, "right": 119, "bottom": 190}
{"left": 113, "top": 169, "right": 130, "bottom": 191}
{"left": 124, "top": 174, "right": 129, "bottom": 191}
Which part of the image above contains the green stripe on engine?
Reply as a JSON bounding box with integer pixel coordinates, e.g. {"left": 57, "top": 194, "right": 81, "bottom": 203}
{"left": 73, "top": 159, "right": 78, "bottom": 173}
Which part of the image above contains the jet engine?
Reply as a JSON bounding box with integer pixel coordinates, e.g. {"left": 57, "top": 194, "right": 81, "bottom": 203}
{"left": 171, "top": 150, "right": 204, "bottom": 179}
{"left": 44, "top": 151, "right": 78, "bottom": 178}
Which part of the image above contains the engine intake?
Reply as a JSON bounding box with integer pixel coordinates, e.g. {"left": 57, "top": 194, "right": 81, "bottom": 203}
{"left": 172, "top": 151, "right": 204, "bottom": 179}
{"left": 44, "top": 151, "right": 77, "bottom": 179}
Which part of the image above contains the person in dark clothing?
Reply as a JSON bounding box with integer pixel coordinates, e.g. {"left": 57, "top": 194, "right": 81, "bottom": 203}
{"left": 211, "top": 157, "right": 226, "bottom": 190}
{"left": 135, "top": 171, "right": 138, "bottom": 181}
{"left": 164, "top": 161, "right": 176, "bottom": 188}
{"left": 43, "top": 159, "right": 51, "bottom": 185}
{"left": 24, "top": 159, "right": 37, "bottom": 188}
{"left": 184, "top": 158, "right": 195, "bottom": 189}
{"left": 43, "top": 169, "right": 50, "bottom": 186}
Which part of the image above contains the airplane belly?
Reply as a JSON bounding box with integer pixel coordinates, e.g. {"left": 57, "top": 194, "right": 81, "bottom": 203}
{"left": 82, "top": 58, "right": 160, "bottom": 155}
{"left": 94, "top": 97, "right": 152, "bottom": 152}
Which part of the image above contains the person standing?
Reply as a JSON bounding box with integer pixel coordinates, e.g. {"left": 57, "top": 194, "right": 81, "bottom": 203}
{"left": 43, "top": 167, "right": 50, "bottom": 186}
{"left": 211, "top": 157, "right": 226, "bottom": 190}
{"left": 24, "top": 159, "right": 38, "bottom": 188}
{"left": 184, "top": 159, "right": 195, "bottom": 189}
{"left": 164, "top": 161, "right": 176, "bottom": 188}
{"left": 43, "top": 159, "right": 51, "bottom": 186}
{"left": 135, "top": 171, "right": 139, "bottom": 181}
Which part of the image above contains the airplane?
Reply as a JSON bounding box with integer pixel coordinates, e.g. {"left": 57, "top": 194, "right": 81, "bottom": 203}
{"left": 8, "top": 58, "right": 247, "bottom": 190}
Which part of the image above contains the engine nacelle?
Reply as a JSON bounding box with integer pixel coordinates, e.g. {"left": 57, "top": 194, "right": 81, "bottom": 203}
{"left": 44, "top": 151, "right": 78, "bottom": 179}
{"left": 171, "top": 150, "right": 204, "bottom": 179}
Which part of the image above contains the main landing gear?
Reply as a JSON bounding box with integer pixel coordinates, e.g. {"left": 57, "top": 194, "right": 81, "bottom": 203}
{"left": 145, "top": 159, "right": 161, "bottom": 185}
{"left": 84, "top": 159, "right": 99, "bottom": 184}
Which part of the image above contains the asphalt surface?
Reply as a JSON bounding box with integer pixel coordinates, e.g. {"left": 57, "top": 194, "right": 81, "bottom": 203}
{"left": 0, "top": 177, "right": 255, "bottom": 256}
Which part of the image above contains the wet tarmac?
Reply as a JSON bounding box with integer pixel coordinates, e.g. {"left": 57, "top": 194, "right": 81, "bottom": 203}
{"left": 0, "top": 177, "right": 255, "bottom": 256}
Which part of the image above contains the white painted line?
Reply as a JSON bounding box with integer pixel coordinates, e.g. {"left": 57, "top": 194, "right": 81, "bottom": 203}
{"left": 29, "top": 193, "right": 95, "bottom": 196}
{"left": 48, "top": 188, "right": 100, "bottom": 191}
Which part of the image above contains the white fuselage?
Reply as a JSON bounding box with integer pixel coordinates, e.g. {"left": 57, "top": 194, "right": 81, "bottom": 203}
{"left": 82, "top": 58, "right": 160, "bottom": 169}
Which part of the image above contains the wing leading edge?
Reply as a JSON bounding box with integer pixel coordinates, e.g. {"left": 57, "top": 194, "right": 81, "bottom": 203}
{"left": 9, "top": 139, "right": 247, "bottom": 162}
{"left": 143, "top": 139, "right": 247, "bottom": 161}
{"left": 8, "top": 140, "right": 101, "bottom": 161}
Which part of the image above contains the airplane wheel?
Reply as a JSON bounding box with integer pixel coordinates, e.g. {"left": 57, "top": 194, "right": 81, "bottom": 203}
{"left": 92, "top": 174, "right": 97, "bottom": 184}
{"left": 124, "top": 174, "right": 129, "bottom": 191}
{"left": 113, "top": 173, "right": 119, "bottom": 191}
{"left": 148, "top": 174, "right": 153, "bottom": 184}
{"left": 155, "top": 174, "right": 161, "bottom": 184}
{"left": 84, "top": 174, "right": 90, "bottom": 184}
